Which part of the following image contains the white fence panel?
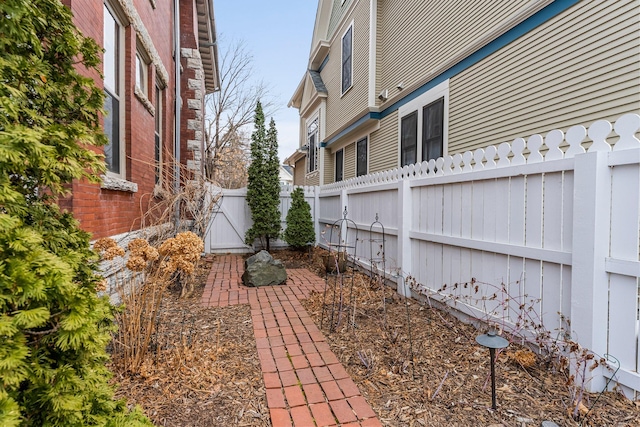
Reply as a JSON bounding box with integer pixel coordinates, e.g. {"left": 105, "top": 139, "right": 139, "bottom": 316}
{"left": 606, "top": 158, "right": 640, "bottom": 399}
{"left": 203, "top": 114, "right": 640, "bottom": 398}
{"left": 205, "top": 188, "right": 252, "bottom": 253}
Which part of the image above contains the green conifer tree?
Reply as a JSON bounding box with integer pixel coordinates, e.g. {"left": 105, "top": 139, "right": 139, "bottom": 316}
{"left": 283, "top": 188, "right": 315, "bottom": 249}
{"left": 245, "top": 103, "right": 281, "bottom": 251}
{"left": 0, "top": 1, "right": 151, "bottom": 425}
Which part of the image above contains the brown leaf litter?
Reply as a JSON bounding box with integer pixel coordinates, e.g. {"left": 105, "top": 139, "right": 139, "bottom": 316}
{"left": 114, "top": 249, "right": 639, "bottom": 426}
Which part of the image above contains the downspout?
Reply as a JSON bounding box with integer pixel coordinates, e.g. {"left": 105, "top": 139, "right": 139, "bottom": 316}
{"left": 174, "top": 0, "right": 181, "bottom": 229}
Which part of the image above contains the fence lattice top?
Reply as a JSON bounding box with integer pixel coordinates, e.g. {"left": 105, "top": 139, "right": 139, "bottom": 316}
{"left": 319, "top": 114, "right": 640, "bottom": 192}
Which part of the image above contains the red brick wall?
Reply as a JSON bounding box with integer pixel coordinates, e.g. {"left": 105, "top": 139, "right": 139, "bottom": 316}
{"left": 63, "top": 0, "right": 179, "bottom": 239}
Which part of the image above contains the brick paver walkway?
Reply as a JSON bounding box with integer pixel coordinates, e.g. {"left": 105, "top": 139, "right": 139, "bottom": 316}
{"left": 201, "top": 255, "right": 382, "bottom": 427}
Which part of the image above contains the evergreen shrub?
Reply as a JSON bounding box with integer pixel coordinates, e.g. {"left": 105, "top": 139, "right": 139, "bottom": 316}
{"left": 0, "top": 1, "right": 151, "bottom": 424}
{"left": 283, "top": 188, "right": 315, "bottom": 249}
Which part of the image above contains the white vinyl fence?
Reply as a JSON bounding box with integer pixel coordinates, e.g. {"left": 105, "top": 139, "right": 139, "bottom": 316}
{"left": 204, "top": 186, "right": 317, "bottom": 253}
{"left": 205, "top": 114, "right": 640, "bottom": 399}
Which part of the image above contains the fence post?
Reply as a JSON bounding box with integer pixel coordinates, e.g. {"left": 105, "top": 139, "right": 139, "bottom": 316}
{"left": 340, "top": 188, "right": 348, "bottom": 244}
{"left": 396, "top": 178, "right": 412, "bottom": 296}
{"left": 313, "top": 186, "right": 320, "bottom": 244}
{"left": 571, "top": 150, "right": 611, "bottom": 392}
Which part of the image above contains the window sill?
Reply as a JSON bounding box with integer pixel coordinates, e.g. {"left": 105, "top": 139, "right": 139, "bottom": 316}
{"left": 153, "top": 184, "right": 170, "bottom": 199}
{"left": 134, "top": 86, "right": 155, "bottom": 116}
{"left": 305, "top": 170, "right": 319, "bottom": 178}
{"left": 101, "top": 175, "right": 138, "bottom": 193}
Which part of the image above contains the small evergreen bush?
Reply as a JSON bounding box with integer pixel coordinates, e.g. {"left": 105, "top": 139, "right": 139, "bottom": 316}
{"left": 283, "top": 188, "right": 315, "bottom": 249}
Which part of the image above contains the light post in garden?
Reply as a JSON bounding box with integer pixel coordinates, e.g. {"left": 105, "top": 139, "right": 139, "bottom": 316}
{"left": 476, "top": 327, "right": 509, "bottom": 410}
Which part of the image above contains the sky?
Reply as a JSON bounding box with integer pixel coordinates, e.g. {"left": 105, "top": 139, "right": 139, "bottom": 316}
{"left": 213, "top": 1, "right": 319, "bottom": 163}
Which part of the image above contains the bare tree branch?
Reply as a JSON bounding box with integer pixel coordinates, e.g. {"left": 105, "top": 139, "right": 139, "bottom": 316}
{"left": 204, "top": 38, "right": 277, "bottom": 185}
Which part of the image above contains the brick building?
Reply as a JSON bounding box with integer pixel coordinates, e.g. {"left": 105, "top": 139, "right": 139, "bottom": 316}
{"left": 59, "top": 0, "right": 219, "bottom": 240}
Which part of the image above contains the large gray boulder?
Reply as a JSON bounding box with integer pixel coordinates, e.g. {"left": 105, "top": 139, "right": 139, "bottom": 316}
{"left": 242, "top": 250, "right": 287, "bottom": 287}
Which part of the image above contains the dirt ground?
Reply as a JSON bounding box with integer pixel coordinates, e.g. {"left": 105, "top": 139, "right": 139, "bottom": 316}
{"left": 114, "top": 249, "right": 639, "bottom": 426}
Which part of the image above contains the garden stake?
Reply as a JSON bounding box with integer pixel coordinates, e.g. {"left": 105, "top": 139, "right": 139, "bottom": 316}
{"left": 476, "top": 328, "right": 509, "bottom": 410}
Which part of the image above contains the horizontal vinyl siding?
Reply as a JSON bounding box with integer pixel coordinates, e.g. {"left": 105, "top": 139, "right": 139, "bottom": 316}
{"left": 369, "top": 111, "right": 398, "bottom": 173}
{"left": 328, "top": 0, "right": 352, "bottom": 38}
{"left": 324, "top": 149, "right": 334, "bottom": 184}
{"left": 294, "top": 158, "right": 306, "bottom": 185}
{"left": 323, "top": 0, "right": 370, "bottom": 138}
{"left": 377, "top": 0, "right": 531, "bottom": 98}
{"left": 301, "top": 75, "right": 315, "bottom": 108}
{"left": 449, "top": 0, "right": 640, "bottom": 153}
{"left": 344, "top": 143, "right": 356, "bottom": 179}
{"left": 306, "top": 173, "right": 320, "bottom": 187}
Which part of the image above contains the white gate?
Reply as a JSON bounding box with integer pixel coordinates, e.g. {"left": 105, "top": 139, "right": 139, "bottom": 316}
{"left": 205, "top": 187, "right": 253, "bottom": 253}
{"left": 204, "top": 185, "right": 317, "bottom": 253}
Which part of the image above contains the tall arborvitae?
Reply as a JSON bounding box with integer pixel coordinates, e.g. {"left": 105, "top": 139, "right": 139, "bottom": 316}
{"left": 0, "top": 1, "right": 151, "bottom": 425}
{"left": 245, "top": 103, "right": 281, "bottom": 251}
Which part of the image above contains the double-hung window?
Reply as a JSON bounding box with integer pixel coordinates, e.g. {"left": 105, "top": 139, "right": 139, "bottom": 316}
{"left": 400, "top": 112, "right": 418, "bottom": 167}
{"left": 307, "top": 117, "right": 319, "bottom": 173}
{"left": 103, "top": 4, "right": 124, "bottom": 175}
{"left": 154, "top": 84, "right": 163, "bottom": 184}
{"left": 341, "top": 24, "right": 353, "bottom": 95}
{"left": 335, "top": 149, "right": 344, "bottom": 182}
{"left": 356, "top": 137, "right": 367, "bottom": 176}
{"left": 399, "top": 80, "right": 448, "bottom": 167}
{"left": 422, "top": 98, "right": 444, "bottom": 162}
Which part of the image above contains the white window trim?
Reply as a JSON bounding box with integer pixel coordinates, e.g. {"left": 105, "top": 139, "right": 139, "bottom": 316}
{"left": 104, "top": 1, "right": 127, "bottom": 179}
{"left": 135, "top": 53, "right": 146, "bottom": 95}
{"left": 154, "top": 83, "right": 163, "bottom": 188}
{"left": 397, "top": 79, "right": 449, "bottom": 167}
{"left": 335, "top": 148, "right": 344, "bottom": 181}
{"left": 355, "top": 136, "right": 368, "bottom": 177}
{"left": 340, "top": 21, "right": 354, "bottom": 97}
{"left": 305, "top": 114, "right": 320, "bottom": 176}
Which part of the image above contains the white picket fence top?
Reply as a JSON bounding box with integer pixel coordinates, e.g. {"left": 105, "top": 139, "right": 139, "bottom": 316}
{"left": 320, "top": 113, "right": 640, "bottom": 192}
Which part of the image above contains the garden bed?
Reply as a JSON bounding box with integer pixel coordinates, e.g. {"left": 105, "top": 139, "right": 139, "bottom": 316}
{"left": 285, "top": 248, "right": 637, "bottom": 426}
{"left": 114, "top": 249, "right": 638, "bottom": 426}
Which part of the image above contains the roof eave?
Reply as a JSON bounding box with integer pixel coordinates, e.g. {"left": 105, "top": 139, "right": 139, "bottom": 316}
{"left": 196, "top": 0, "right": 220, "bottom": 94}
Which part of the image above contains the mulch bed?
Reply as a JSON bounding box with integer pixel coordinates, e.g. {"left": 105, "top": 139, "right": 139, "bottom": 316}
{"left": 283, "top": 248, "right": 638, "bottom": 427}
{"left": 112, "top": 256, "right": 269, "bottom": 426}
{"left": 113, "top": 249, "right": 639, "bottom": 427}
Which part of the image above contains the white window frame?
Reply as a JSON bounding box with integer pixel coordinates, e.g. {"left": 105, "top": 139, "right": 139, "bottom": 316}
{"left": 154, "top": 82, "right": 163, "bottom": 185}
{"left": 135, "top": 52, "right": 148, "bottom": 96}
{"left": 335, "top": 148, "right": 344, "bottom": 182}
{"left": 397, "top": 79, "right": 449, "bottom": 167}
{"left": 356, "top": 136, "right": 368, "bottom": 177}
{"left": 341, "top": 21, "right": 354, "bottom": 96}
{"left": 103, "top": 2, "right": 126, "bottom": 177}
{"left": 306, "top": 115, "right": 319, "bottom": 175}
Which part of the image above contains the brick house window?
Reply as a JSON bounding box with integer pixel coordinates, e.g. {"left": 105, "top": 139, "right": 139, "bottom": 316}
{"left": 356, "top": 136, "right": 367, "bottom": 176}
{"left": 103, "top": 3, "right": 124, "bottom": 175}
{"left": 135, "top": 53, "right": 148, "bottom": 96}
{"left": 155, "top": 84, "right": 162, "bottom": 184}
{"left": 341, "top": 24, "right": 353, "bottom": 95}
